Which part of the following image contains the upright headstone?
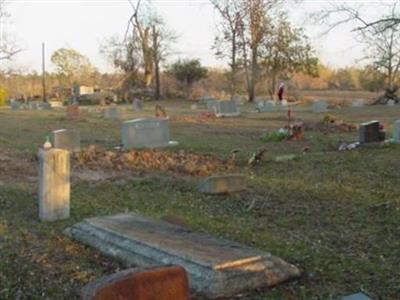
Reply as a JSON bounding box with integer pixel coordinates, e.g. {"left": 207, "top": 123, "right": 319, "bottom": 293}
{"left": 214, "top": 100, "right": 240, "bottom": 117}
{"left": 206, "top": 99, "right": 217, "bottom": 112}
{"left": 104, "top": 105, "right": 120, "bottom": 120}
{"left": 121, "top": 118, "right": 178, "bottom": 150}
{"left": 28, "top": 101, "right": 38, "bottom": 110}
{"left": 393, "top": 120, "right": 400, "bottom": 143}
{"left": 38, "top": 102, "right": 52, "bottom": 110}
{"left": 38, "top": 148, "right": 70, "bottom": 221}
{"left": 387, "top": 99, "right": 396, "bottom": 106}
{"left": 312, "top": 100, "right": 328, "bottom": 113}
{"left": 51, "top": 129, "right": 81, "bottom": 152}
{"left": 66, "top": 104, "right": 80, "bottom": 119}
{"left": 359, "top": 120, "right": 383, "bottom": 144}
{"left": 10, "top": 100, "right": 22, "bottom": 111}
{"left": 132, "top": 98, "right": 143, "bottom": 112}
{"left": 256, "top": 100, "right": 276, "bottom": 112}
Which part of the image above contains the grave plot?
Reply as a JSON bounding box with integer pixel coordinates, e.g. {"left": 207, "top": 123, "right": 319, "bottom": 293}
{"left": 303, "top": 115, "right": 357, "bottom": 133}
{"left": 73, "top": 145, "right": 235, "bottom": 177}
{"left": 66, "top": 213, "right": 301, "bottom": 299}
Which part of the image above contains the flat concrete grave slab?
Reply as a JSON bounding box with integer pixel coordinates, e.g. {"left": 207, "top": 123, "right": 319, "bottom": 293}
{"left": 66, "top": 213, "right": 300, "bottom": 299}
{"left": 342, "top": 292, "right": 373, "bottom": 300}
{"left": 51, "top": 129, "right": 80, "bottom": 152}
{"left": 214, "top": 100, "right": 240, "bottom": 117}
{"left": 121, "top": 118, "right": 178, "bottom": 150}
{"left": 199, "top": 174, "right": 246, "bottom": 194}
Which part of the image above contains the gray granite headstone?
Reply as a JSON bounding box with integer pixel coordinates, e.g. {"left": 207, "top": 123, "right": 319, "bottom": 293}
{"left": 132, "top": 99, "right": 143, "bottom": 112}
{"left": 352, "top": 99, "right": 365, "bottom": 108}
{"left": 214, "top": 100, "right": 240, "bottom": 117}
{"left": 387, "top": 100, "right": 395, "bottom": 106}
{"left": 199, "top": 175, "right": 246, "bottom": 194}
{"left": 65, "top": 213, "right": 300, "bottom": 299}
{"left": 256, "top": 100, "right": 276, "bottom": 112}
{"left": 393, "top": 120, "right": 400, "bottom": 143}
{"left": 121, "top": 118, "right": 178, "bottom": 150}
{"left": 104, "top": 105, "right": 120, "bottom": 119}
{"left": 38, "top": 102, "right": 52, "bottom": 110}
{"left": 206, "top": 99, "right": 217, "bottom": 111}
{"left": 51, "top": 129, "right": 81, "bottom": 152}
{"left": 10, "top": 100, "right": 22, "bottom": 110}
{"left": 312, "top": 100, "right": 328, "bottom": 113}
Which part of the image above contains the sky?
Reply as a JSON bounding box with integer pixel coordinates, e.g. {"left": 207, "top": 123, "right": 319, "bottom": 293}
{"left": 0, "top": 0, "right": 382, "bottom": 73}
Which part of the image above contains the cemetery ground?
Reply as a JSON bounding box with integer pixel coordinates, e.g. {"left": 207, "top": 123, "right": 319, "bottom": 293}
{"left": 0, "top": 101, "right": 399, "bottom": 300}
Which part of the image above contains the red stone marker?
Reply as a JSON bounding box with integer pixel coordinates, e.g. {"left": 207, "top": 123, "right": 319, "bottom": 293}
{"left": 81, "top": 266, "right": 190, "bottom": 300}
{"left": 66, "top": 104, "right": 80, "bottom": 119}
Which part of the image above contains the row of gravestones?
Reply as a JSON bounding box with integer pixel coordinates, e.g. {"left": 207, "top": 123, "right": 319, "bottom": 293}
{"left": 10, "top": 100, "right": 52, "bottom": 111}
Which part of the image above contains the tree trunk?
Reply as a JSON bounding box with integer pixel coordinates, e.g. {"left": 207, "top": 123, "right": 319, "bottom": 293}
{"left": 249, "top": 47, "right": 258, "bottom": 102}
{"left": 152, "top": 26, "right": 161, "bottom": 100}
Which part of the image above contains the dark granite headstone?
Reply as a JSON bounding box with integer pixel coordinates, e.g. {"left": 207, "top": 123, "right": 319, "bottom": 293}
{"left": 359, "top": 121, "right": 382, "bottom": 144}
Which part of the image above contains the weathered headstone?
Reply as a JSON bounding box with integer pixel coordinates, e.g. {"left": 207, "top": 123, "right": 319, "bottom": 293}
{"left": 392, "top": 120, "right": 400, "bottom": 143}
{"left": 10, "top": 100, "right": 22, "bottom": 111}
{"left": 121, "top": 118, "right": 178, "bottom": 150}
{"left": 256, "top": 100, "right": 276, "bottom": 112}
{"left": 38, "top": 148, "right": 70, "bottom": 221}
{"left": 51, "top": 129, "right": 81, "bottom": 152}
{"left": 28, "top": 101, "right": 38, "bottom": 110}
{"left": 38, "top": 102, "right": 52, "bottom": 110}
{"left": 359, "top": 120, "right": 384, "bottom": 144}
{"left": 65, "top": 213, "right": 300, "bottom": 299}
{"left": 341, "top": 292, "right": 373, "bottom": 300}
{"left": 104, "top": 105, "right": 120, "bottom": 120}
{"left": 81, "top": 266, "right": 190, "bottom": 300}
{"left": 132, "top": 98, "right": 143, "bottom": 112}
{"left": 312, "top": 100, "right": 328, "bottom": 113}
{"left": 387, "top": 99, "right": 395, "bottom": 106}
{"left": 199, "top": 174, "right": 246, "bottom": 194}
{"left": 214, "top": 100, "right": 240, "bottom": 117}
{"left": 66, "top": 104, "right": 80, "bottom": 119}
{"left": 206, "top": 99, "right": 217, "bottom": 112}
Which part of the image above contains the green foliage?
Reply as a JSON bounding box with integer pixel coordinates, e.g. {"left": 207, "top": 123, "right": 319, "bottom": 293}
{"left": 168, "top": 59, "right": 208, "bottom": 86}
{"left": 358, "top": 66, "right": 386, "bottom": 92}
{"left": 0, "top": 87, "right": 6, "bottom": 106}
{"left": 51, "top": 48, "right": 96, "bottom": 85}
{"left": 260, "top": 130, "right": 290, "bottom": 143}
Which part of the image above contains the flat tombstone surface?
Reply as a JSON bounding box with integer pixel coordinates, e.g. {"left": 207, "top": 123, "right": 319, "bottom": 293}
{"left": 66, "top": 213, "right": 300, "bottom": 299}
{"left": 52, "top": 129, "right": 80, "bottom": 152}
{"left": 342, "top": 293, "right": 373, "bottom": 300}
{"left": 199, "top": 175, "right": 246, "bottom": 194}
{"left": 121, "top": 118, "right": 174, "bottom": 150}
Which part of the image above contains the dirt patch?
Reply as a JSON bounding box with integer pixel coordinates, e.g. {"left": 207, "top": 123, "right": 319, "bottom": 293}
{"left": 170, "top": 113, "right": 218, "bottom": 124}
{"left": 304, "top": 115, "right": 356, "bottom": 133}
{"left": 73, "top": 145, "right": 235, "bottom": 177}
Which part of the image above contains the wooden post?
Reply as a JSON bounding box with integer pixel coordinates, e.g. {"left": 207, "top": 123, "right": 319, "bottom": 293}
{"left": 42, "top": 42, "right": 47, "bottom": 103}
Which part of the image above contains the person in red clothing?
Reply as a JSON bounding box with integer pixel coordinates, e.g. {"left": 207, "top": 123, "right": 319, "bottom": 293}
{"left": 277, "top": 82, "right": 285, "bottom": 102}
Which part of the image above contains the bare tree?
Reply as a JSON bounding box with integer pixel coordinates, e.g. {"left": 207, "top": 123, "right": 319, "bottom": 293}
{"left": 0, "top": 0, "right": 21, "bottom": 61}
{"left": 211, "top": 0, "right": 245, "bottom": 97}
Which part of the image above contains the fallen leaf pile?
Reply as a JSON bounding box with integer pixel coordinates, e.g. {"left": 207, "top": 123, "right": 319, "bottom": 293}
{"left": 74, "top": 145, "right": 235, "bottom": 177}
{"left": 170, "top": 113, "right": 217, "bottom": 124}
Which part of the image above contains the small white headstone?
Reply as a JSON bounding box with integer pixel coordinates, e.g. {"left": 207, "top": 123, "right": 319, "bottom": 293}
{"left": 256, "top": 100, "right": 276, "bottom": 112}
{"left": 132, "top": 98, "right": 143, "bottom": 112}
{"left": 387, "top": 100, "right": 395, "bottom": 107}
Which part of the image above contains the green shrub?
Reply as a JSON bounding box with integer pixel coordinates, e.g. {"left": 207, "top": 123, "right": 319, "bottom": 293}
{"left": 0, "top": 87, "right": 6, "bottom": 106}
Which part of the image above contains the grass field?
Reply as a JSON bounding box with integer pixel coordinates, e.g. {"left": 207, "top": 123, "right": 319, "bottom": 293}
{"left": 0, "top": 100, "right": 399, "bottom": 299}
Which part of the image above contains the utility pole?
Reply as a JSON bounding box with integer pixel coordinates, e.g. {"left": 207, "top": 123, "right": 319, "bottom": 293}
{"left": 42, "top": 42, "right": 47, "bottom": 103}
